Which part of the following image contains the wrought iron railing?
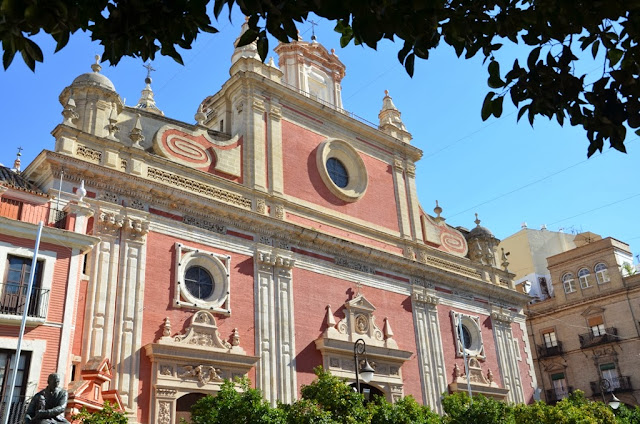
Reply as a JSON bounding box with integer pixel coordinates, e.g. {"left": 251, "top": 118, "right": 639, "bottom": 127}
{"left": 0, "top": 283, "right": 50, "bottom": 319}
{"left": 0, "top": 396, "right": 28, "bottom": 424}
{"left": 545, "top": 386, "right": 573, "bottom": 404}
{"left": 578, "top": 327, "right": 618, "bottom": 349}
{"left": 537, "top": 341, "right": 564, "bottom": 358}
{"left": 591, "top": 376, "right": 633, "bottom": 395}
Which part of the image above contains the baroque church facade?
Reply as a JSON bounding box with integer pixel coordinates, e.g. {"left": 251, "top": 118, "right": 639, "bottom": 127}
{"left": 0, "top": 25, "right": 535, "bottom": 423}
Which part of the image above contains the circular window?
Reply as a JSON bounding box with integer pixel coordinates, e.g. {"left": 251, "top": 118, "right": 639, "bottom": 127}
{"left": 316, "top": 138, "right": 368, "bottom": 202}
{"left": 176, "top": 247, "right": 230, "bottom": 312}
{"left": 326, "top": 158, "right": 349, "bottom": 188}
{"left": 185, "top": 266, "right": 214, "bottom": 300}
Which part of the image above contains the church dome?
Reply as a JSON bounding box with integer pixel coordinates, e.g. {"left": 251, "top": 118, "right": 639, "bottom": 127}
{"left": 466, "top": 214, "right": 494, "bottom": 239}
{"left": 70, "top": 55, "right": 116, "bottom": 92}
{"left": 71, "top": 71, "right": 116, "bottom": 92}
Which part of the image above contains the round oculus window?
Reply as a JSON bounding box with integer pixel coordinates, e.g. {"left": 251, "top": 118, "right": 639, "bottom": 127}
{"left": 326, "top": 158, "right": 349, "bottom": 188}
{"left": 184, "top": 266, "right": 214, "bottom": 300}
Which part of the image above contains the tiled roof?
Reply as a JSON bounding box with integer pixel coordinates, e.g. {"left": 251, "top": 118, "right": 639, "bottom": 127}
{"left": 0, "top": 165, "right": 45, "bottom": 195}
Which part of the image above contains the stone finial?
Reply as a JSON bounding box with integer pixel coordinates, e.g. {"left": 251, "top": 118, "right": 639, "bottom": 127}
{"left": 501, "top": 248, "right": 510, "bottom": 272}
{"left": 434, "top": 200, "right": 445, "bottom": 224}
{"left": 231, "top": 18, "right": 261, "bottom": 65}
{"left": 134, "top": 64, "right": 164, "bottom": 116}
{"left": 129, "top": 114, "right": 145, "bottom": 148}
{"left": 107, "top": 107, "right": 119, "bottom": 140}
{"left": 12, "top": 147, "right": 22, "bottom": 172}
{"left": 162, "top": 317, "right": 172, "bottom": 337}
{"left": 487, "top": 369, "right": 494, "bottom": 383}
{"left": 91, "top": 55, "right": 102, "bottom": 73}
{"left": 378, "top": 90, "right": 411, "bottom": 142}
{"left": 475, "top": 213, "right": 481, "bottom": 227}
{"left": 383, "top": 317, "right": 394, "bottom": 339}
{"left": 232, "top": 328, "right": 240, "bottom": 346}
{"left": 62, "top": 95, "right": 78, "bottom": 127}
{"left": 325, "top": 305, "right": 336, "bottom": 327}
{"left": 77, "top": 180, "right": 87, "bottom": 202}
{"left": 195, "top": 104, "right": 207, "bottom": 126}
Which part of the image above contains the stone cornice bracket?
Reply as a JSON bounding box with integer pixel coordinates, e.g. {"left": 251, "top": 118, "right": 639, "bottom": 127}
{"left": 405, "top": 164, "right": 416, "bottom": 178}
{"left": 490, "top": 306, "right": 514, "bottom": 323}
{"left": 269, "top": 104, "right": 282, "bottom": 121}
{"left": 96, "top": 210, "right": 124, "bottom": 235}
{"left": 412, "top": 286, "right": 439, "bottom": 306}
{"left": 62, "top": 95, "right": 79, "bottom": 127}
{"left": 124, "top": 217, "right": 150, "bottom": 240}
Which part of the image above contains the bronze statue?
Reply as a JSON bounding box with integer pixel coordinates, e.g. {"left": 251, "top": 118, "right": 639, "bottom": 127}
{"left": 24, "top": 373, "right": 69, "bottom": 424}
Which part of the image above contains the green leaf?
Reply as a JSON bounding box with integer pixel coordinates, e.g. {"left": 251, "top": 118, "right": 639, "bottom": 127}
{"left": 493, "top": 96, "right": 504, "bottom": 118}
{"left": 2, "top": 48, "right": 16, "bottom": 70}
{"left": 237, "top": 28, "right": 258, "bottom": 47}
{"left": 481, "top": 91, "right": 495, "bottom": 121}
{"left": 256, "top": 33, "right": 268, "bottom": 61}
{"left": 591, "top": 40, "right": 600, "bottom": 59}
{"left": 607, "top": 48, "right": 623, "bottom": 66}
{"left": 527, "top": 46, "right": 541, "bottom": 69}
{"left": 404, "top": 53, "right": 415, "bottom": 78}
{"left": 54, "top": 31, "right": 70, "bottom": 53}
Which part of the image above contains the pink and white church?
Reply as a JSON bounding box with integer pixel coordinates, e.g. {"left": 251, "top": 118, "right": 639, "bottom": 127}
{"left": 0, "top": 23, "right": 536, "bottom": 423}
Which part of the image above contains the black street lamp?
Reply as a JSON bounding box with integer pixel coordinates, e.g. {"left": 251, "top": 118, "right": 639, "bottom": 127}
{"left": 599, "top": 379, "right": 621, "bottom": 410}
{"left": 354, "top": 338, "right": 375, "bottom": 394}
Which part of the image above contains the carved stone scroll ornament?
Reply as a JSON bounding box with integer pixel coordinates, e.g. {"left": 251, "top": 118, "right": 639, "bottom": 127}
{"left": 178, "top": 365, "right": 224, "bottom": 385}
{"left": 159, "top": 310, "right": 243, "bottom": 353}
{"left": 96, "top": 211, "right": 124, "bottom": 235}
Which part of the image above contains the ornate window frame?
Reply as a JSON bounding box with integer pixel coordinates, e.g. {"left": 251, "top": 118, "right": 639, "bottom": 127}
{"left": 174, "top": 243, "right": 230, "bottom": 314}
{"left": 316, "top": 138, "right": 368, "bottom": 202}
{"left": 451, "top": 311, "right": 486, "bottom": 360}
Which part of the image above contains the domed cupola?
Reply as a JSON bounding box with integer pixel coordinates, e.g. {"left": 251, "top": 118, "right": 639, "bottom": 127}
{"left": 59, "top": 55, "right": 123, "bottom": 138}
{"left": 466, "top": 213, "right": 499, "bottom": 266}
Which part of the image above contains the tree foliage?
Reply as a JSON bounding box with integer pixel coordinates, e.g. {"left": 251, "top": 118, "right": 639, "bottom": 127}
{"left": 2, "top": 1, "right": 639, "bottom": 156}
{"left": 71, "top": 401, "right": 128, "bottom": 424}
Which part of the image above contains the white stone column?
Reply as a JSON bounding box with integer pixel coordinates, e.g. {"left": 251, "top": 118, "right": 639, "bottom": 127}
{"left": 254, "top": 248, "right": 297, "bottom": 405}
{"left": 411, "top": 286, "right": 447, "bottom": 413}
{"left": 83, "top": 209, "right": 123, "bottom": 362}
{"left": 491, "top": 308, "right": 525, "bottom": 403}
{"left": 111, "top": 214, "right": 149, "bottom": 412}
{"left": 392, "top": 158, "right": 412, "bottom": 239}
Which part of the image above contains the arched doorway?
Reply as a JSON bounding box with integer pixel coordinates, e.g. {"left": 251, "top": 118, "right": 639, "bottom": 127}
{"left": 349, "top": 383, "right": 385, "bottom": 403}
{"left": 175, "top": 393, "right": 206, "bottom": 423}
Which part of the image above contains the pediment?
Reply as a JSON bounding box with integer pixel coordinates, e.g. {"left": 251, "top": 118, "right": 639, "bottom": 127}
{"left": 581, "top": 305, "right": 605, "bottom": 317}
{"left": 345, "top": 294, "right": 376, "bottom": 314}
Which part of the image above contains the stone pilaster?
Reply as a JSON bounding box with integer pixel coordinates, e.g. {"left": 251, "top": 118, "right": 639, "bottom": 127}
{"left": 404, "top": 163, "right": 422, "bottom": 241}
{"left": 411, "top": 286, "right": 447, "bottom": 413}
{"left": 111, "top": 214, "right": 149, "bottom": 411}
{"left": 249, "top": 98, "right": 268, "bottom": 191}
{"left": 255, "top": 248, "right": 297, "bottom": 405}
{"left": 268, "top": 101, "right": 284, "bottom": 195}
{"left": 391, "top": 158, "right": 412, "bottom": 239}
{"left": 83, "top": 209, "right": 123, "bottom": 362}
{"left": 491, "top": 307, "right": 525, "bottom": 403}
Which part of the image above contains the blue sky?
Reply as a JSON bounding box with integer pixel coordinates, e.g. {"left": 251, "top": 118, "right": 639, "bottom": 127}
{"left": 1, "top": 11, "right": 638, "bottom": 261}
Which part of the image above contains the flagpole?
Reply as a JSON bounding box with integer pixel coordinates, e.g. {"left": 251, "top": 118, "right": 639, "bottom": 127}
{"left": 2, "top": 221, "right": 44, "bottom": 424}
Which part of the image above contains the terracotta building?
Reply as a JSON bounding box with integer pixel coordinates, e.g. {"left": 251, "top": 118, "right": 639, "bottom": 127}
{"left": 525, "top": 235, "right": 640, "bottom": 406}
{"left": 1, "top": 27, "right": 536, "bottom": 423}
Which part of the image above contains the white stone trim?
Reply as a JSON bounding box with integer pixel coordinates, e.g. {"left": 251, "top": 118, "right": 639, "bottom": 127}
{"left": 411, "top": 287, "right": 447, "bottom": 413}
{"left": 174, "top": 243, "right": 231, "bottom": 314}
{"left": 491, "top": 309, "right": 525, "bottom": 403}
{"left": 518, "top": 319, "right": 538, "bottom": 390}
{"left": 315, "top": 138, "right": 368, "bottom": 202}
{"left": 57, "top": 247, "right": 81, "bottom": 383}
{"left": 450, "top": 311, "right": 486, "bottom": 360}
{"left": 0, "top": 337, "right": 46, "bottom": 399}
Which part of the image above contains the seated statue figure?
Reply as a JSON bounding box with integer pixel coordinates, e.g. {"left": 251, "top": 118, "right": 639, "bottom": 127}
{"left": 24, "top": 373, "right": 70, "bottom": 423}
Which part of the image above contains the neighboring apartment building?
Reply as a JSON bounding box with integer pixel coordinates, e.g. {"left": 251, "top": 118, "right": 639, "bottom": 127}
{"left": 498, "top": 226, "right": 578, "bottom": 300}
{"left": 2, "top": 25, "right": 537, "bottom": 423}
{"left": 0, "top": 162, "right": 98, "bottom": 421}
{"left": 526, "top": 237, "right": 640, "bottom": 406}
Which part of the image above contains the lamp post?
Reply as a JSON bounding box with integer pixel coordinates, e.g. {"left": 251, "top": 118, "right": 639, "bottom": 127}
{"left": 353, "top": 338, "right": 375, "bottom": 395}
{"left": 599, "top": 379, "right": 621, "bottom": 410}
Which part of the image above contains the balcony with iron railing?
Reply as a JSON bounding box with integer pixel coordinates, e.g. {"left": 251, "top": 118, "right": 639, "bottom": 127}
{"left": 537, "top": 341, "right": 564, "bottom": 358}
{"left": 545, "top": 387, "right": 573, "bottom": 404}
{"left": 578, "top": 327, "right": 618, "bottom": 349}
{"left": 0, "top": 283, "right": 50, "bottom": 319}
{"left": 0, "top": 396, "right": 28, "bottom": 424}
{"left": 0, "top": 197, "right": 67, "bottom": 229}
{"left": 591, "top": 376, "right": 633, "bottom": 395}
